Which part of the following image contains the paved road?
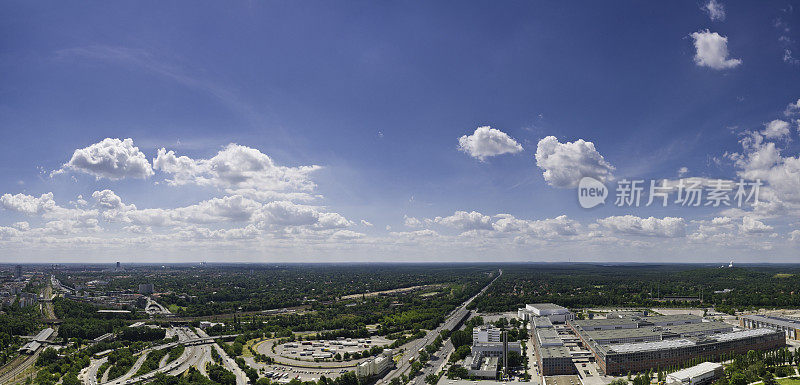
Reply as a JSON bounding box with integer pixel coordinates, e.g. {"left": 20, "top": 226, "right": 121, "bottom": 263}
{"left": 145, "top": 297, "right": 172, "bottom": 316}
{"left": 214, "top": 343, "right": 250, "bottom": 385}
{"left": 378, "top": 269, "right": 502, "bottom": 385}
{"left": 196, "top": 327, "right": 249, "bottom": 385}
{"left": 253, "top": 338, "right": 373, "bottom": 368}
{"left": 82, "top": 356, "right": 108, "bottom": 385}
{"left": 113, "top": 352, "right": 149, "bottom": 383}
{"left": 79, "top": 326, "right": 238, "bottom": 385}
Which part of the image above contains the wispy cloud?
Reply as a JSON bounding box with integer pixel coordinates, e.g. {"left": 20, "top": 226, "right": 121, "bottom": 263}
{"left": 55, "top": 45, "right": 268, "bottom": 126}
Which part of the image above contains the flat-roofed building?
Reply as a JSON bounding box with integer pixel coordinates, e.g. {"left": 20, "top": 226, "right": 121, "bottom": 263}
{"left": 532, "top": 313, "right": 577, "bottom": 376}
{"left": 662, "top": 322, "right": 733, "bottom": 337}
{"left": 607, "top": 310, "right": 647, "bottom": 319}
{"left": 533, "top": 316, "right": 554, "bottom": 329}
{"left": 465, "top": 355, "right": 500, "bottom": 378}
{"left": 568, "top": 313, "right": 784, "bottom": 375}
{"left": 595, "top": 329, "right": 784, "bottom": 375}
{"left": 583, "top": 328, "right": 662, "bottom": 345}
{"left": 472, "top": 341, "right": 522, "bottom": 358}
{"left": 537, "top": 328, "right": 565, "bottom": 346}
{"left": 641, "top": 314, "right": 703, "bottom": 326}
{"left": 356, "top": 351, "right": 394, "bottom": 378}
{"left": 570, "top": 318, "right": 639, "bottom": 331}
{"left": 539, "top": 346, "right": 576, "bottom": 375}
{"left": 739, "top": 315, "right": 800, "bottom": 340}
{"left": 522, "top": 303, "right": 575, "bottom": 323}
{"left": 473, "top": 326, "right": 502, "bottom": 343}
{"left": 666, "top": 362, "right": 724, "bottom": 385}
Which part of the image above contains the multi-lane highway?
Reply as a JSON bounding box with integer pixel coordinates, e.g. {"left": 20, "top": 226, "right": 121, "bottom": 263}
{"left": 79, "top": 326, "right": 241, "bottom": 385}
{"left": 144, "top": 297, "right": 172, "bottom": 316}
{"left": 195, "top": 327, "right": 250, "bottom": 385}
{"left": 378, "top": 269, "right": 501, "bottom": 385}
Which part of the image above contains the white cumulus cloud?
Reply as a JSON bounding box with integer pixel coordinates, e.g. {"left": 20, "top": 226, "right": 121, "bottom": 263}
{"left": 457, "top": 126, "right": 523, "bottom": 161}
{"left": 55, "top": 138, "right": 154, "bottom": 180}
{"left": 740, "top": 216, "right": 773, "bottom": 234}
{"left": 1, "top": 192, "right": 57, "bottom": 215}
{"left": 92, "top": 190, "right": 129, "bottom": 210}
{"left": 691, "top": 30, "right": 741, "bottom": 70}
{"left": 534, "top": 136, "right": 615, "bottom": 188}
{"left": 434, "top": 211, "right": 493, "bottom": 231}
{"left": 761, "top": 119, "right": 791, "bottom": 139}
{"left": 729, "top": 132, "right": 800, "bottom": 204}
{"left": 598, "top": 215, "right": 686, "bottom": 238}
{"left": 404, "top": 215, "right": 423, "bottom": 228}
{"left": 153, "top": 144, "right": 320, "bottom": 195}
{"left": 493, "top": 214, "right": 580, "bottom": 238}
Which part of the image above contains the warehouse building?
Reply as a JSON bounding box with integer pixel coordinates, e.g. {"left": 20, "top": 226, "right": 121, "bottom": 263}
{"left": 607, "top": 310, "right": 647, "bottom": 319}
{"left": 662, "top": 322, "right": 733, "bottom": 338}
{"left": 666, "top": 362, "right": 724, "bottom": 385}
{"left": 518, "top": 303, "right": 575, "bottom": 323}
{"left": 641, "top": 315, "right": 704, "bottom": 327}
{"left": 569, "top": 315, "right": 784, "bottom": 375}
{"left": 582, "top": 328, "right": 662, "bottom": 345}
{"left": 532, "top": 316, "right": 577, "bottom": 376}
{"left": 570, "top": 318, "right": 639, "bottom": 331}
{"left": 739, "top": 315, "right": 800, "bottom": 340}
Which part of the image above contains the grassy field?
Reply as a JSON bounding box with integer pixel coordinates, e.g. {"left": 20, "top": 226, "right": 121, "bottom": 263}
{"left": 242, "top": 338, "right": 261, "bottom": 357}
{"left": 778, "top": 377, "right": 800, "bottom": 385}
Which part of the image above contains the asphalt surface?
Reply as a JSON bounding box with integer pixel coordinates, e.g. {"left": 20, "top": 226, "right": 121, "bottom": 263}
{"left": 79, "top": 326, "right": 240, "bottom": 385}
{"left": 196, "top": 327, "right": 250, "bottom": 385}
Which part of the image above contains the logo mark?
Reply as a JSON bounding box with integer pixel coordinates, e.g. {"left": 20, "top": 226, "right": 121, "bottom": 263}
{"left": 578, "top": 177, "right": 608, "bottom": 208}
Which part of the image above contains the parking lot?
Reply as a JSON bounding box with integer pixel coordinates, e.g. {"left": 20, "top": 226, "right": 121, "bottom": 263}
{"left": 255, "top": 364, "right": 356, "bottom": 382}
{"left": 276, "top": 336, "right": 393, "bottom": 361}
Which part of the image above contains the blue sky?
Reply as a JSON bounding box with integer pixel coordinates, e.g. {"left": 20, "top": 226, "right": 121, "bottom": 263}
{"left": 0, "top": 1, "right": 798, "bottom": 262}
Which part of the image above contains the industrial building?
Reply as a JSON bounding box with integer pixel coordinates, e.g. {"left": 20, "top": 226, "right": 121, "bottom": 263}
{"left": 666, "top": 362, "right": 724, "bottom": 385}
{"left": 465, "top": 326, "right": 522, "bottom": 378}
{"left": 518, "top": 303, "right": 575, "bottom": 323}
{"left": 739, "top": 314, "right": 800, "bottom": 340}
{"left": 607, "top": 310, "right": 647, "bottom": 319}
{"left": 532, "top": 316, "right": 577, "bottom": 376}
{"left": 569, "top": 314, "right": 784, "bottom": 375}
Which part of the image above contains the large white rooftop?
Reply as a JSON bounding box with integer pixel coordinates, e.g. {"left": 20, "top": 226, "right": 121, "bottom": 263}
{"left": 607, "top": 338, "right": 696, "bottom": 353}
{"left": 710, "top": 328, "right": 775, "bottom": 342}
{"left": 667, "top": 362, "right": 722, "bottom": 381}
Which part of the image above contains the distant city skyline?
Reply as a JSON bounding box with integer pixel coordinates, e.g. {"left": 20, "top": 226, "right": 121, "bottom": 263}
{"left": 0, "top": 1, "right": 798, "bottom": 262}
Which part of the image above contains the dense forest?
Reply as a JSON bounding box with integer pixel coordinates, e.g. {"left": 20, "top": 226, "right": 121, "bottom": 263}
{"left": 57, "top": 264, "right": 496, "bottom": 316}
{"left": 471, "top": 264, "right": 800, "bottom": 312}
{"left": 53, "top": 297, "right": 134, "bottom": 340}
{"left": 0, "top": 303, "right": 40, "bottom": 366}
